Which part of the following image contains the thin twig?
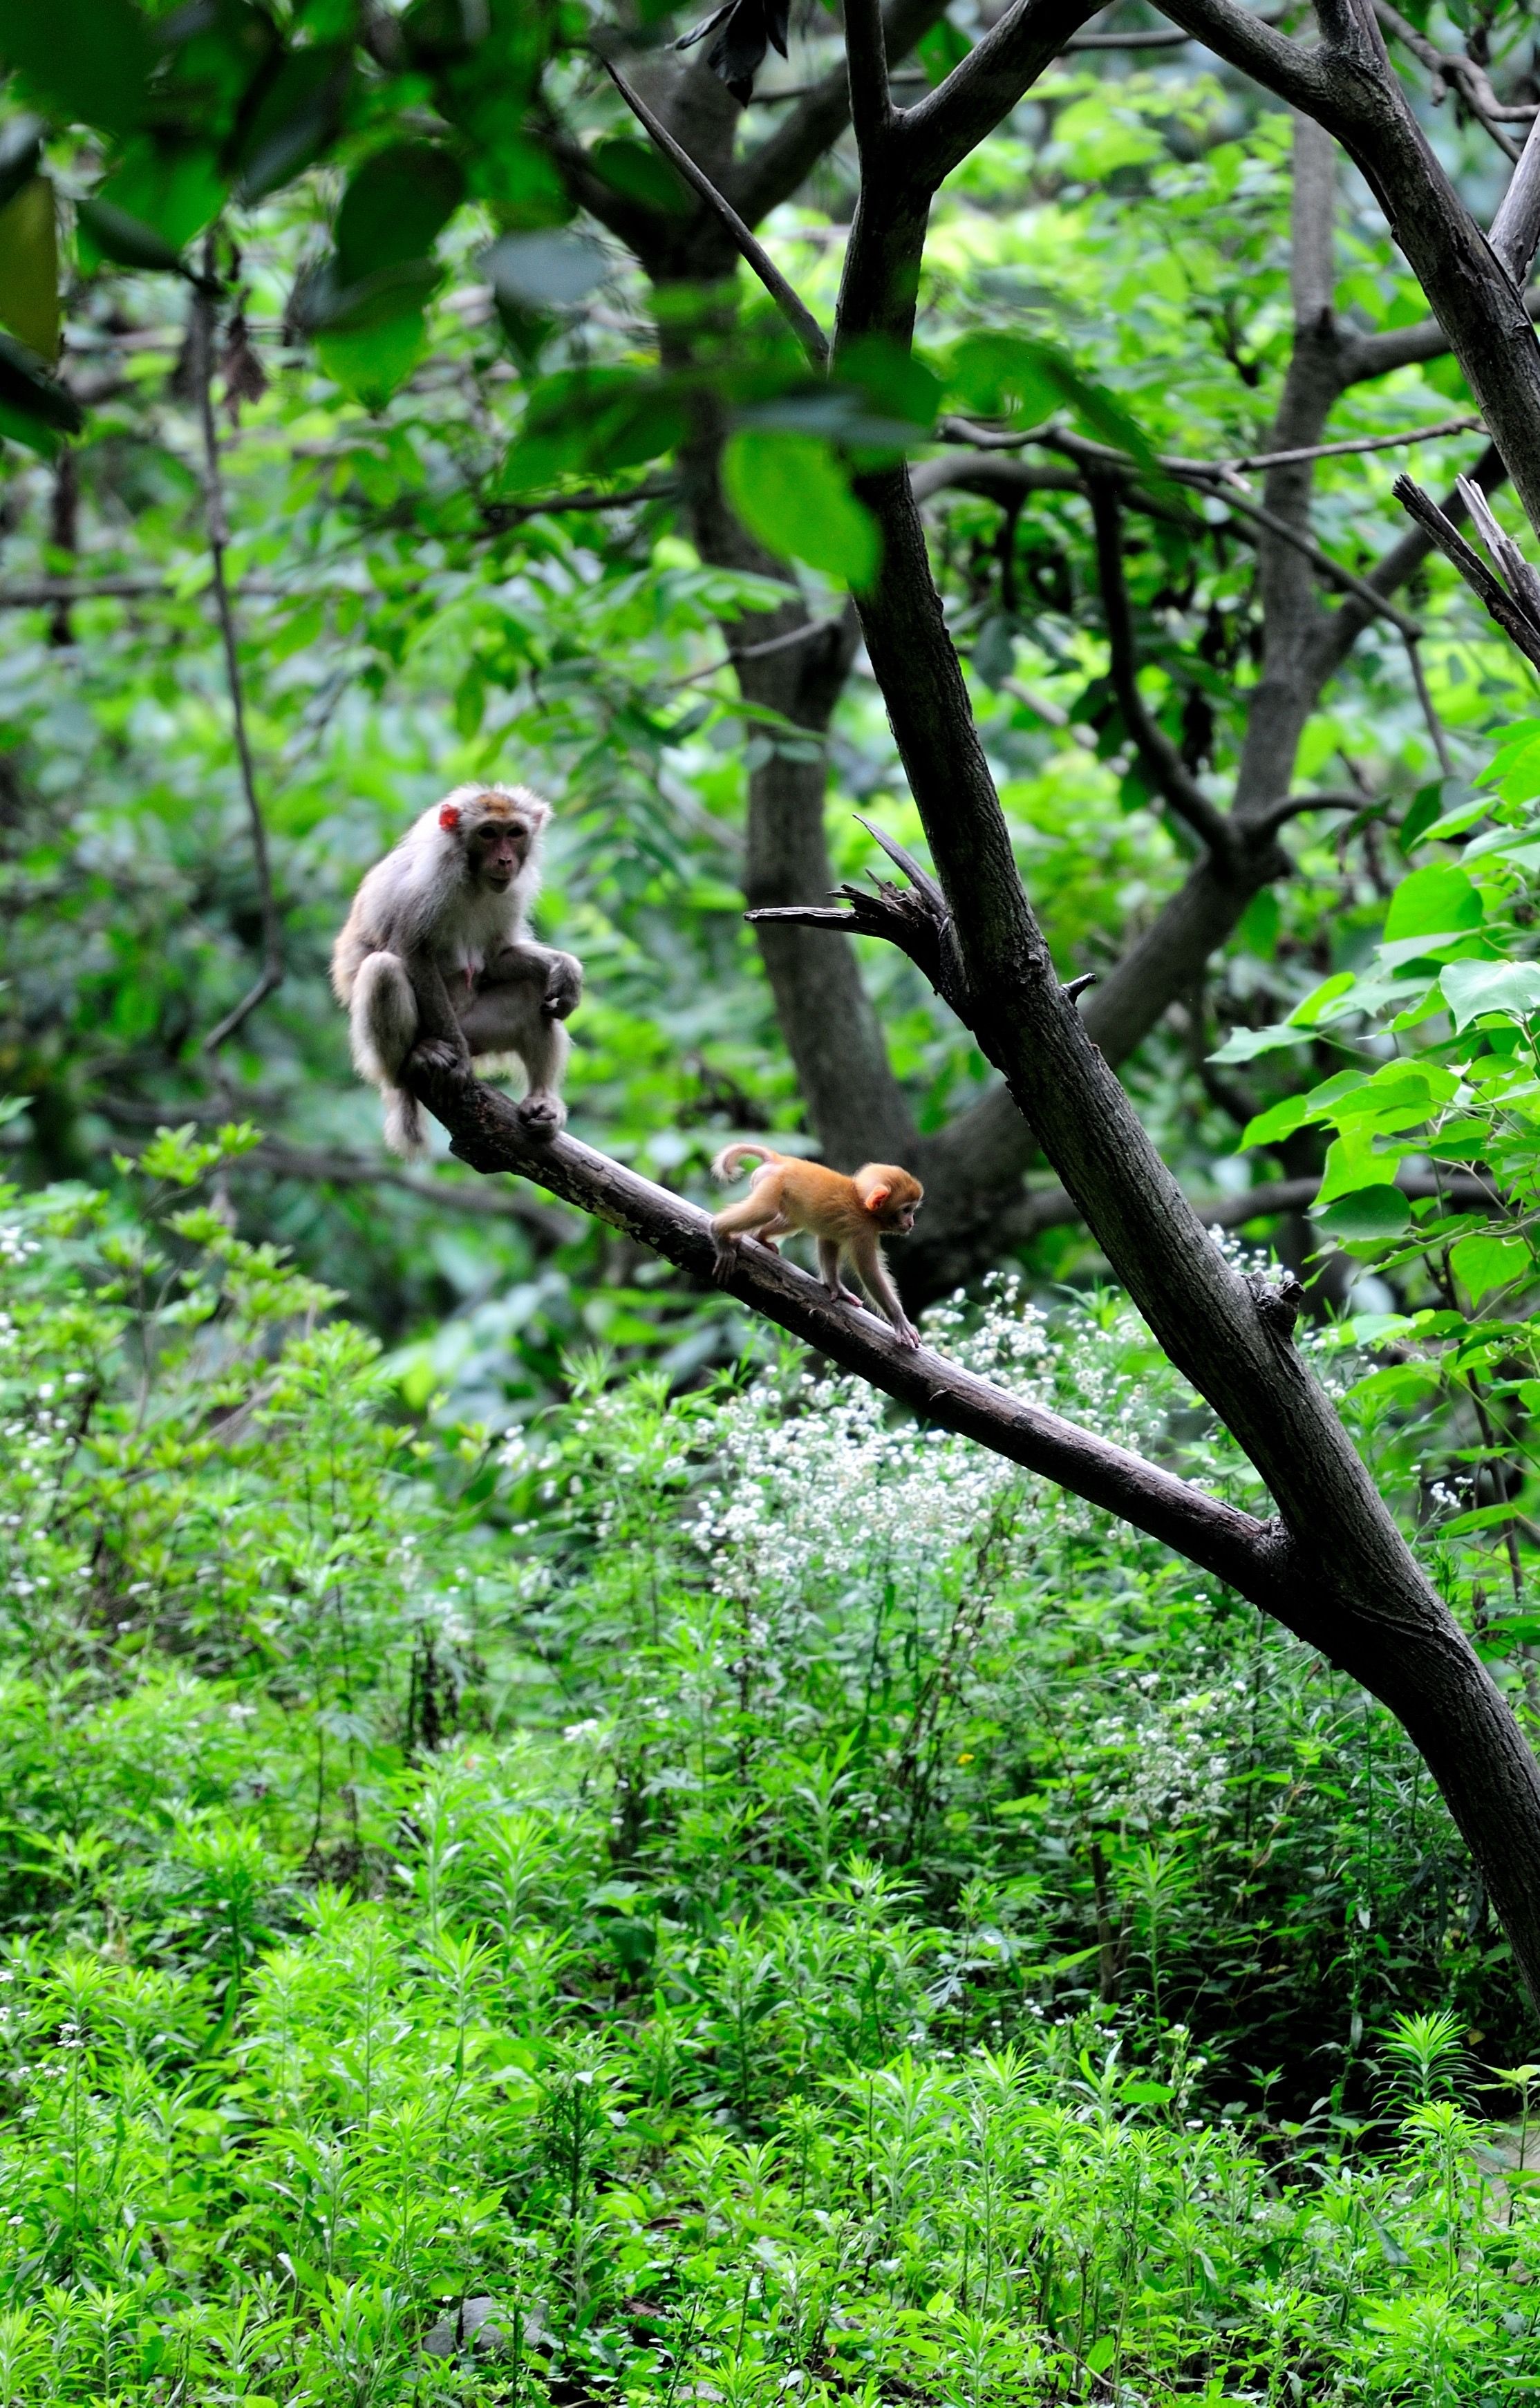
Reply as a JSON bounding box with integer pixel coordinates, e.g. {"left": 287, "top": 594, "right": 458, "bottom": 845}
{"left": 1084, "top": 476, "right": 1238, "bottom": 863}
{"left": 191, "top": 252, "right": 283, "bottom": 1055}
{"left": 1403, "top": 634, "right": 1456, "bottom": 778}
{"left": 1223, "top": 415, "right": 1483, "bottom": 471}
{"left": 936, "top": 411, "right": 1483, "bottom": 473}
{"left": 1371, "top": 0, "right": 1529, "bottom": 153}
{"left": 603, "top": 59, "right": 830, "bottom": 370}
{"left": 670, "top": 614, "right": 844, "bottom": 688}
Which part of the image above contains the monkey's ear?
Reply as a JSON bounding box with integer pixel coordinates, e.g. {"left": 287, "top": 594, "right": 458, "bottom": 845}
{"left": 438, "top": 802, "right": 462, "bottom": 831}
{"left": 864, "top": 1183, "right": 891, "bottom": 1212}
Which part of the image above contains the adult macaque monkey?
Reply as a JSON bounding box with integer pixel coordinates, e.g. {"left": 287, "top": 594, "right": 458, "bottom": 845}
{"left": 332, "top": 782, "right": 582, "bottom": 1158}
{"left": 710, "top": 1142, "right": 925, "bottom": 1348}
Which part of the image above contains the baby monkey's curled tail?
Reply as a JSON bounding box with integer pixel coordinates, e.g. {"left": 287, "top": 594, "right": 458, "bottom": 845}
{"left": 709, "top": 1140, "right": 790, "bottom": 1185}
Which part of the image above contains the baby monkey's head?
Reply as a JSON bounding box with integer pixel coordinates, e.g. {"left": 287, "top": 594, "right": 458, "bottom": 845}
{"left": 437, "top": 783, "right": 551, "bottom": 893}
{"left": 853, "top": 1164, "right": 924, "bottom": 1236}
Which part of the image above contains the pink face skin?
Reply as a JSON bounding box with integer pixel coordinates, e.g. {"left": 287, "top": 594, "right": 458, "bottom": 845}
{"left": 887, "top": 1203, "right": 918, "bottom": 1235}
{"left": 438, "top": 798, "right": 534, "bottom": 892}
{"left": 471, "top": 819, "right": 533, "bottom": 892}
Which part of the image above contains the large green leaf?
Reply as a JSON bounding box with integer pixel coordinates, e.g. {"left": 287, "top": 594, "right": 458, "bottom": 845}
{"left": 1315, "top": 1186, "right": 1411, "bottom": 1241}
{"left": 946, "top": 331, "right": 1170, "bottom": 491}
{"left": 231, "top": 45, "right": 351, "bottom": 204}
{"left": 0, "top": 0, "right": 157, "bottom": 135}
{"left": 316, "top": 313, "right": 428, "bottom": 408}
{"left": 0, "top": 175, "right": 58, "bottom": 361}
{"left": 336, "top": 144, "right": 465, "bottom": 283}
{"left": 588, "top": 138, "right": 691, "bottom": 219}
{"left": 1382, "top": 863, "right": 1483, "bottom": 942}
{"left": 292, "top": 256, "right": 440, "bottom": 337}
{"left": 1450, "top": 1232, "right": 1530, "bottom": 1303}
{"left": 93, "top": 141, "right": 226, "bottom": 250}
{"left": 723, "top": 431, "right": 880, "bottom": 587}
{"left": 76, "top": 196, "right": 187, "bottom": 276}
{"left": 1440, "top": 959, "right": 1540, "bottom": 1032}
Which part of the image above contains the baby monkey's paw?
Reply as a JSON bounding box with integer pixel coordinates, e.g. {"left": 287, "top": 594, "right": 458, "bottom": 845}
{"left": 516, "top": 1089, "right": 566, "bottom": 1140}
{"left": 894, "top": 1316, "right": 921, "bottom": 1351}
{"left": 711, "top": 1237, "right": 740, "bottom": 1288}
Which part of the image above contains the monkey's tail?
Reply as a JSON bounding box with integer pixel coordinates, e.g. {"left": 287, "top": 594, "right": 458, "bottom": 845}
{"left": 383, "top": 1088, "right": 429, "bottom": 1161}
{"left": 710, "top": 1140, "right": 785, "bottom": 1185}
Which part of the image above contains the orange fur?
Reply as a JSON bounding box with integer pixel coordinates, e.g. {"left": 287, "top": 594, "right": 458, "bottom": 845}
{"left": 708, "top": 1143, "right": 924, "bottom": 1348}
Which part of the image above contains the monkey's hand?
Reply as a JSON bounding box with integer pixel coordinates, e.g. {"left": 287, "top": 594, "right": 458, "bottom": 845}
{"left": 541, "top": 952, "right": 583, "bottom": 1022}
{"left": 711, "top": 1235, "right": 740, "bottom": 1287}
{"left": 891, "top": 1315, "right": 922, "bottom": 1351}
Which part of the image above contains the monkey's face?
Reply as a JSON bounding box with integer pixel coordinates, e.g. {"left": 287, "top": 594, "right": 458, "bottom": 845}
{"left": 468, "top": 813, "right": 535, "bottom": 892}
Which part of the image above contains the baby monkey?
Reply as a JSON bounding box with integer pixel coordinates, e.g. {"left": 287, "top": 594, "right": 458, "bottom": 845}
{"left": 332, "top": 782, "right": 582, "bottom": 1159}
{"left": 710, "top": 1142, "right": 924, "bottom": 1349}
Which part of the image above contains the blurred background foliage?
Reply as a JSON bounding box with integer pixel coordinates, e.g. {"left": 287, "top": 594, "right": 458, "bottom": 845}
{"left": 0, "top": 0, "right": 1537, "bottom": 1422}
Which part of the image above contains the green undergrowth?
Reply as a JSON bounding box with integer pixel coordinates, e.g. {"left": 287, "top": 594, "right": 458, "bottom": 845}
{"left": 1, "top": 1148, "right": 1539, "bottom": 2404}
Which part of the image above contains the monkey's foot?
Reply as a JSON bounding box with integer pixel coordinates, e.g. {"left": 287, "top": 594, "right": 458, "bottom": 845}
{"left": 711, "top": 1239, "right": 739, "bottom": 1288}
{"left": 894, "top": 1318, "right": 921, "bottom": 1351}
{"left": 752, "top": 1236, "right": 782, "bottom": 1255}
{"left": 516, "top": 1090, "right": 566, "bottom": 1140}
{"left": 411, "top": 1037, "right": 471, "bottom": 1078}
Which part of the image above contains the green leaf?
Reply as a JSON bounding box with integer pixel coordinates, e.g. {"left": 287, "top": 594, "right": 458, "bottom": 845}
{"left": 1085, "top": 2337, "right": 1118, "bottom": 2376}
{"left": 0, "top": 327, "right": 82, "bottom": 442}
{"left": 947, "top": 330, "right": 1172, "bottom": 495}
{"left": 93, "top": 140, "right": 225, "bottom": 250}
{"left": 1449, "top": 1232, "right": 1530, "bottom": 1303}
{"left": 232, "top": 44, "right": 351, "bottom": 204}
{"left": 483, "top": 231, "right": 607, "bottom": 309}
{"left": 293, "top": 257, "right": 440, "bottom": 337}
{"left": 315, "top": 312, "right": 428, "bottom": 407}
{"left": 723, "top": 430, "right": 881, "bottom": 587}
{"left": 1398, "top": 781, "right": 1455, "bottom": 852}
{"left": 1289, "top": 970, "right": 1355, "bottom": 1027}
{"left": 0, "top": 0, "right": 157, "bottom": 135}
{"left": 477, "top": 134, "right": 573, "bottom": 227}
{"left": 76, "top": 196, "right": 186, "bottom": 276}
{"left": 1209, "top": 1022, "right": 1312, "bottom": 1064}
{"left": 0, "top": 174, "right": 58, "bottom": 361}
{"left": 1382, "top": 863, "right": 1483, "bottom": 943}
{"left": 1440, "top": 959, "right": 1540, "bottom": 1031}
{"left": 1237, "top": 885, "right": 1279, "bottom": 959}
{"left": 837, "top": 332, "right": 941, "bottom": 433}
{"left": 1315, "top": 1186, "right": 1411, "bottom": 1241}
{"left": 1317, "top": 1127, "right": 1400, "bottom": 1207}
{"left": 589, "top": 136, "right": 692, "bottom": 218}
{"left": 1240, "top": 1094, "right": 1313, "bottom": 1149}
{"left": 917, "top": 16, "right": 972, "bottom": 83}
{"left": 336, "top": 143, "right": 465, "bottom": 284}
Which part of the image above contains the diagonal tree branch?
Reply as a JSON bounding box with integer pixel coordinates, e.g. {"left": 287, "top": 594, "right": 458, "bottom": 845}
{"left": 605, "top": 59, "right": 829, "bottom": 368}
{"left": 403, "top": 1051, "right": 1294, "bottom": 1606}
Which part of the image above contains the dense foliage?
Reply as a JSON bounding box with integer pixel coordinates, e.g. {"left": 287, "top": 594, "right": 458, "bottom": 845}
{"left": 3, "top": 1160, "right": 1540, "bottom": 2403}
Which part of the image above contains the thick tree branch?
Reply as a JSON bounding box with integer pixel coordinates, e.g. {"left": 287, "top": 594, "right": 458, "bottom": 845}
{"left": 900, "top": 0, "right": 1107, "bottom": 190}
{"left": 1392, "top": 474, "right": 1540, "bottom": 677}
